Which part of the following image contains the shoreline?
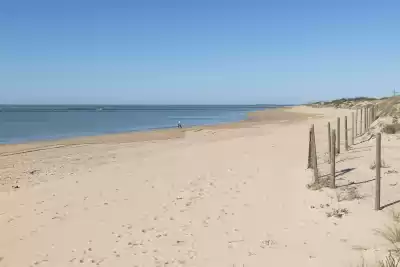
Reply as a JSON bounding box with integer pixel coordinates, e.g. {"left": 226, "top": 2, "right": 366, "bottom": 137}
{"left": 0, "top": 106, "right": 314, "bottom": 155}
{"left": 2, "top": 105, "right": 398, "bottom": 266}
{"left": 0, "top": 104, "right": 286, "bottom": 146}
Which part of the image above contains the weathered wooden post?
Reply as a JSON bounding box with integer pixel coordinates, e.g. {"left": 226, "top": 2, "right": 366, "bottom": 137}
{"left": 369, "top": 107, "right": 371, "bottom": 126}
{"left": 368, "top": 106, "right": 371, "bottom": 127}
{"left": 307, "top": 127, "right": 312, "bottom": 169}
{"left": 355, "top": 109, "right": 358, "bottom": 137}
{"left": 371, "top": 106, "right": 374, "bottom": 123}
{"left": 367, "top": 106, "right": 371, "bottom": 126}
{"left": 372, "top": 106, "right": 375, "bottom": 121}
{"left": 368, "top": 107, "right": 371, "bottom": 127}
{"left": 370, "top": 107, "right": 373, "bottom": 126}
{"left": 328, "top": 122, "right": 331, "bottom": 163}
{"left": 360, "top": 108, "right": 363, "bottom": 135}
{"left": 337, "top": 117, "right": 340, "bottom": 154}
{"left": 344, "top": 116, "right": 348, "bottom": 151}
{"left": 364, "top": 107, "right": 367, "bottom": 132}
{"left": 311, "top": 124, "right": 318, "bottom": 183}
{"left": 331, "top": 129, "right": 336, "bottom": 188}
{"left": 351, "top": 112, "right": 355, "bottom": 145}
{"left": 375, "top": 133, "right": 381, "bottom": 211}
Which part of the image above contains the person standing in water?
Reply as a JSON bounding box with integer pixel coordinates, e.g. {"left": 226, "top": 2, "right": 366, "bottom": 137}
{"left": 177, "top": 121, "right": 182, "bottom": 128}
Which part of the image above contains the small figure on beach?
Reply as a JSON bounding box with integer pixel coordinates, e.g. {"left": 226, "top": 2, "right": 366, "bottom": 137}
{"left": 177, "top": 121, "right": 182, "bottom": 128}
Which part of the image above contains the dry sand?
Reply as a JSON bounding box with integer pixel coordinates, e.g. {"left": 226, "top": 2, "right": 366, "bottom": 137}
{"left": 0, "top": 106, "right": 399, "bottom": 266}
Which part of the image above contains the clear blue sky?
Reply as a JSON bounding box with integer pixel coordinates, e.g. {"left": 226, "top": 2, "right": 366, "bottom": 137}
{"left": 0, "top": 0, "right": 399, "bottom": 105}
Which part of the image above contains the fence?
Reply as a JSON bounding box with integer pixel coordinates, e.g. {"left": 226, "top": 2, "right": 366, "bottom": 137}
{"left": 307, "top": 104, "right": 382, "bottom": 210}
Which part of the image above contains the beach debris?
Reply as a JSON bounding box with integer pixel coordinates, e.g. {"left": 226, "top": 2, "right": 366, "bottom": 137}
{"left": 29, "top": 169, "right": 40, "bottom": 175}
{"left": 385, "top": 169, "right": 399, "bottom": 175}
{"left": 12, "top": 185, "right": 20, "bottom": 189}
{"left": 310, "top": 203, "right": 329, "bottom": 209}
{"left": 260, "top": 239, "right": 276, "bottom": 248}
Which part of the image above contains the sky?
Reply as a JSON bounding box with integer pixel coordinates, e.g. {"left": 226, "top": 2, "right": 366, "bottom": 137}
{"left": 0, "top": 0, "right": 399, "bottom": 105}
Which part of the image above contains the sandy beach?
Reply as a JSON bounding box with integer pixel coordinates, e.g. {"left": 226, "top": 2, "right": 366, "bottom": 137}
{"left": 0, "top": 106, "right": 399, "bottom": 267}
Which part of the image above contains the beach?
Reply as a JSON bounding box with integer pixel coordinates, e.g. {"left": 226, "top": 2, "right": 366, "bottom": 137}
{"left": 0, "top": 106, "right": 399, "bottom": 266}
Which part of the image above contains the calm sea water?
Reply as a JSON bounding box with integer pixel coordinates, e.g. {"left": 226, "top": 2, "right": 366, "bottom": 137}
{"left": 0, "top": 105, "right": 280, "bottom": 144}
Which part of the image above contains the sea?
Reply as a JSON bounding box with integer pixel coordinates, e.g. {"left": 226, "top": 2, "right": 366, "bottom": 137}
{"left": 0, "top": 105, "right": 282, "bottom": 144}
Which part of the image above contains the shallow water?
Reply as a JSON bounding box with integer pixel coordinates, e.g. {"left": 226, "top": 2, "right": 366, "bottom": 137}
{"left": 0, "top": 105, "right": 280, "bottom": 144}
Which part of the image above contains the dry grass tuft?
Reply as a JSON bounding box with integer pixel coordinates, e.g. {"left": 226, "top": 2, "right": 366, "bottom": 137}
{"left": 307, "top": 176, "right": 332, "bottom": 191}
{"left": 392, "top": 211, "right": 400, "bottom": 224}
{"left": 356, "top": 256, "right": 368, "bottom": 267}
{"left": 376, "top": 225, "right": 400, "bottom": 246}
{"left": 357, "top": 209, "right": 400, "bottom": 266}
{"left": 355, "top": 250, "right": 400, "bottom": 266}
{"left": 378, "top": 251, "right": 400, "bottom": 267}
{"left": 326, "top": 208, "right": 349, "bottom": 218}
{"left": 336, "top": 186, "right": 364, "bottom": 202}
{"left": 383, "top": 124, "right": 400, "bottom": 134}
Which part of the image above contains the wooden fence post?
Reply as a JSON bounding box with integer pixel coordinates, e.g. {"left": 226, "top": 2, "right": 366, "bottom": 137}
{"left": 351, "top": 112, "right": 355, "bottom": 145}
{"left": 355, "top": 109, "right": 358, "bottom": 137}
{"left": 364, "top": 107, "right": 367, "bottom": 132}
{"left": 307, "top": 127, "right": 312, "bottom": 169}
{"left": 368, "top": 107, "right": 371, "bottom": 127}
{"left": 328, "top": 122, "right": 331, "bottom": 163}
{"left": 371, "top": 106, "right": 374, "bottom": 123}
{"left": 337, "top": 117, "right": 340, "bottom": 154}
{"left": 360, "top": 108, "right": 363, "bottom": 135}
{"left": 373, "top": 105, "right": 376, "bottom": 121}
{"left": 331, "top": 129, "right": 336, "bottom": 188}
{"left": 375, "top": 133, "right": 381, "bottom": 211}
{"left": 345, "top": 116, "right": 348, "bottom": 151}
{"left": 310, "top": 124, "right": 318, "bottom": 183}
{"left": 369, "top": 107, "right": 371, "bottom": 127}
{"left": 370, "top": 107, "right": 373, "bottom": 126}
